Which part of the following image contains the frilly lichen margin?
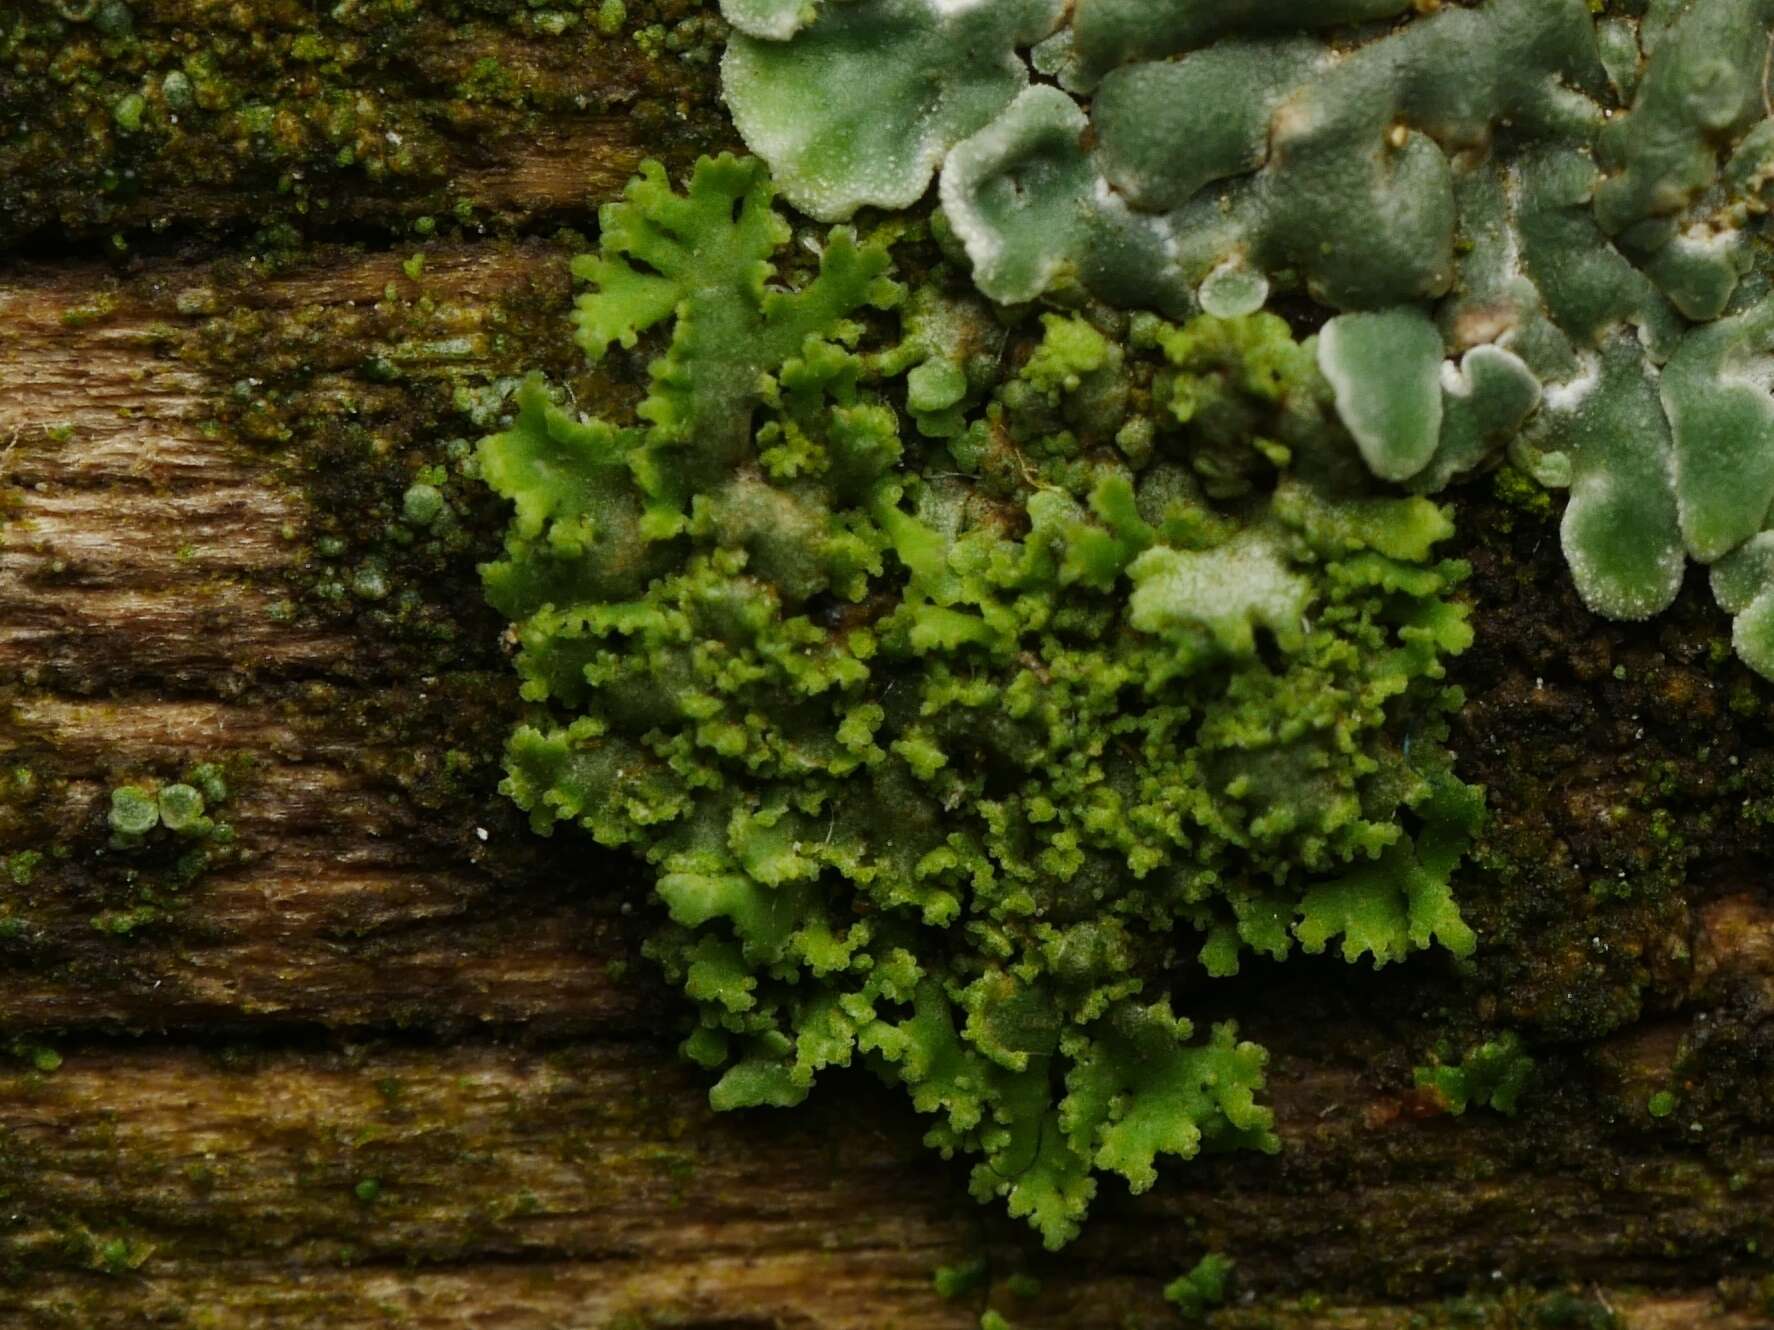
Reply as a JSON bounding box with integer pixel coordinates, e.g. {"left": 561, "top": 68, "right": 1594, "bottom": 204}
{"left": 476, "top": 152, "right": 1480, "bottom": 1248}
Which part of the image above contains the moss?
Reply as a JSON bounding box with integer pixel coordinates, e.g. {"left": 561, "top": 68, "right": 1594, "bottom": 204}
{"left": 0, "top": 0, "right": 734, "bottom": 247}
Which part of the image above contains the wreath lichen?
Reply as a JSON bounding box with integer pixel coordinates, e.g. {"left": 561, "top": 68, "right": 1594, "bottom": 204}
{"left": 478, "top": 154, "right": 1478, "bottom": 1247}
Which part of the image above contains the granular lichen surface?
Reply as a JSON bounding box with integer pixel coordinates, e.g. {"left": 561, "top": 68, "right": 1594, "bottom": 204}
{"left": 479, "top": 154, "right": 1481, "bottom": 1246}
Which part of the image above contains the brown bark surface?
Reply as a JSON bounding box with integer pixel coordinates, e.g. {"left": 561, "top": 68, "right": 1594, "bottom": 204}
{"left": 4, "top": 18, "right": 1774, "bottom": 1326}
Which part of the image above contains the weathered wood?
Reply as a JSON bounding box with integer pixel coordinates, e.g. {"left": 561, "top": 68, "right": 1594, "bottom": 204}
{"left": 3, "top": 159, "right": 1774, "bottom": 1327}
{"left": 2, "top": 248, "right": 650, "bottom": 1037}
{"left": 0, "top": 1035, "right": 1770, "bottom": 1326}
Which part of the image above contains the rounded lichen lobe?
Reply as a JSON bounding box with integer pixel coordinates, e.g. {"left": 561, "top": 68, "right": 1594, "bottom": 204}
{"left": 154, "top": 783, "right": 206, "bottom": 834}
{"left": 106, "top": 785, "right": 159, "bottom": 838}
{"left": 718, "top": 0, "right": 1774, "bottom": 680}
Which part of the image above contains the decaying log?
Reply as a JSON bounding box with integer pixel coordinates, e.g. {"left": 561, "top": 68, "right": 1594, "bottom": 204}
{"left": 4, "top": 6, "right": 1774, "bottom": 1324}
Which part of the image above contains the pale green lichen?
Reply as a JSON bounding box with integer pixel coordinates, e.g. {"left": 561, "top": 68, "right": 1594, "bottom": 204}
{"left": 107, "top": 785, "right": 159, "bottom": 839}
{"left": 1316, "top": 309, "right": 1447, "bottom": 485}
{"left": 154, "top": 783, "right": 208, "bottom": 835}
{"left": 721, "top": 0, "right": 1065, "bottom": 220}
{"left": 720, "top": 0, "right": 1774, "bottom": 679}
{"left": 480, "top": 155, "right": 1479, "bottom": 1248}
{"left": 938, "top": 85, "right": 1173, "bottom": 313}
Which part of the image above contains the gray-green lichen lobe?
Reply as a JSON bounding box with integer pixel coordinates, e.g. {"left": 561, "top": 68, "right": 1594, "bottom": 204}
{"left": 722, "top": 0, "right": 1774, "bottom": 681}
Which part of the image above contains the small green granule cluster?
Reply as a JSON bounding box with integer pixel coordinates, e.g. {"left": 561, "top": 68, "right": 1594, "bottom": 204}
{"left": 479, "top": 154, "right": 1478, "bottom": 1247}
{"left": 94, "top": 764, "right": 238, "bottom": 935}
{"left": 107, "top": 764, "right": 229, "bottom": 845}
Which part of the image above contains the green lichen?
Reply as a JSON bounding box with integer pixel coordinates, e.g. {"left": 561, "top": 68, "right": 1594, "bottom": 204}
{"left": 1412, "top": 1031, "right": 1535, "bottom": 1116}
{"left": 7, "top": 1040, "right": 62, "bottom": 1075}
{"left": 107, "top": 777, "right": 225, "bottom": 847}
{"left": 402, "top": 482, "right": 446, "bottom": 528}
{"left": 480, "top": 154, "right": 1479, "bottom": 1248}
{"left": 1164, "top": 1252, "right": 1234, "bottom": 1322}
{"left": 154, "top": 784, "right": 208, "bottom": 835}
{"left": 105, "top": 785, "right": 158, "bottom": 839}
{"left": 87, "top": 768, "right": 243, "bottom": 935}
{"left": 722, "top": 0, "right": 1063, "bottom": 220}
{"left": 720, "top": 0, "right": 1774, "bottom": 680}
{"left": 934, "top": 1257, "right": 989, "bottom": 1299}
